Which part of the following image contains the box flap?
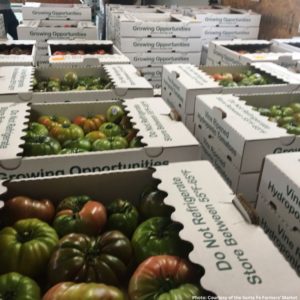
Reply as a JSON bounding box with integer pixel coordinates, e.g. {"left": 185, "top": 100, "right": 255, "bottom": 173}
{"left": 153, "top": 160, "right": 300, "bottom": 296}
{"left": 0, "top": 102, "right": 29, "bottom": 164}
{"left": 0, "top": 66, "right": 33, "bottom": 95}
{"left": 165, "top": 64, "right": 220, "bottom": 90}
{"left": 259, "top": 153, "right": 300, "bottom": 229}
{"left": 212, "top": 39, "right": 270, "bottom": 47}
{"left": 48, "top": 40, "right": 113, "bottom": 46}
{"left": 104, "top": 65, "right": 152, "bottom": 90}
{"left": 252, "top": 62, "right": 300, "bottom": 84}
{"left": 124, "top": 97, "right": 199, "bottom": 149}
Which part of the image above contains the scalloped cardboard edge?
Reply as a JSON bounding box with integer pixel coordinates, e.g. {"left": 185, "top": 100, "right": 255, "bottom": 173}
{"left": 1, "top": 161, "right": 298, "bottom": 295}
{"left": 194, "top": 93, "right": 300, "bottom": 173}
{"left": 0, "top": 64, "right": 153, "bottom": 102}
{"left": 257, "top": 152, "right": 300, "bottom": 231}
{"left": 272, "top": 38, "right": 300, "bottom": 54}
{"left": 0, "top": 97, "right": 200, "bottom": 180}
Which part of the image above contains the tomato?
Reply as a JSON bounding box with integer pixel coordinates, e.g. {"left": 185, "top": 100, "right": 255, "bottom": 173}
{"left": 43, "top": 282, "right": 126, "bottom": 300}
{"left": 73, "top": 114, "right": 106, "bottom": 133}
{"left": 128, "top": 255, "right": 203, "bottom": 300}
{"left": 0, "top": 218, "right": 59, "bottom": 277}
{"left": 48, "top": 231, "right": 132, "bottom": 286}
{"left": 63, "top": 72, "right": 78, "bottom": 86}
{"left": 50, "top": 124, "right": 84, "bottom": 144}
{"left": 131, "top": 217, "right": 191, "bottom": 263}
{"left": 106, "top": 198, "right": 139, "bottom": 237}
{"left": 23, "top": 136, "right": 61, "bottom": 156}
{"left": 129, "top": 137, "right": 143, "bottom": 148}
{"left": 85, "top": 130, "right": 106, "bottom": 142}
{"left": 211, "top": 73, "right": 224, "bottom": 81}
{"left": 53, "top": 195, "right": 107, "bottom": 237}
{"left": 0, "top": 272, "right": 40, "bottom": 300}
{"left": 106, "top": 105, "right": 125, "bottom": 124}
{"left": 25, "top": 122, "right": 48, "bottom": 139}
{"left": 38, "top": 115, "right": 70, "bottom": 129}
{"left": 62, "top": 138, "right": 92, "bottom": 151}
{"left": 92, "top": 137, "right": 128, "bottom": 151}
{"left": 53, "top": 51, "right": 66, "bottom": 55}
{"left": 139, "top": 187, "right": 173, "bottom": 219}
{"left": 5, "top": 196, "right": 55, "bottom": 224}
{"left": 99, "top": 122, "right": 122, "bottom": 137}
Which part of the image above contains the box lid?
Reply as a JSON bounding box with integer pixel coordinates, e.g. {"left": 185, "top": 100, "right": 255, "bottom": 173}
{"left": 104, "top": 65, "right": 152, "bottom": 90}
{"left": 124, "top": 97, "right": 199, "bottom": 148}
{"left": 152, "top": 161, "right": 300, "bottom": 296}
{"left": 0, "top": 66, "right": 33, "bottom": 95}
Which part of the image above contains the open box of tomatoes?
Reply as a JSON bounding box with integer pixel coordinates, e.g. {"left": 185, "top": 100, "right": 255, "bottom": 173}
{"left": 0, "top": 65, "right": 153, "bottom": 103}
{"left": 0, "top": 97, "right": 200, "bottom": 180}
{"left": 47, "top": 40, "right": 130, "bottom": 67}
{"left": 0, "top": 160, "right": 299, "bottom": 299}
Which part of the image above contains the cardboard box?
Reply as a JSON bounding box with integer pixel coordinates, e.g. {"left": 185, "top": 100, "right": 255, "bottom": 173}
{"left": 0, "top": 98, "right": 201, "bottom": 180}
{"left": 258, "top": 153, "right": 300, "bottom": 230}
{"left": 106, "top": 5, "right": 167, "bottom": 41}
{"left": 199, "top": 133, "right": 259, "bottom": 205}
{"left": 139, "top": 66, "right": 162, "bottom": 80}
{"left": 17, "top": 20, "right": 97, "bottom": 42}
{"left": 256, "top": 194, "right": 300, "bottom": 275}
{"left": 0, "top": 40, "right": 37, "bottom": 66}
{"left": 22, "top": 2, "right": 92, "bottom": 21}
{"left": 194, "top": 93, "right": 300, "bottom": 174}
{"left": 0, "top": 64, "right": 153, "bottom": 103}
{"left": 126, "top": 52, "right": 201, "bottom": 68}
{"left": 116, "top": 13, "right": 203, "bottom": 38}
{"left": 115, "top": 37, "right": 203, "bottom": 53}
{"left": 188, "top": 7, "right": 261, "bottom": 27}
{"left": 0, "top": 160, "right": 299, "bottom": 295}
{"left": 48, "top": 40, "right": 130, "bottom": 66}
{"left": 272, "top": 38, "right": 300, "bottom": 53}
{"left": 162, "top": 63, "right": 300, "bottom": 118}
{"left": 207, "top": 39, "right": 300, "bottom": 67}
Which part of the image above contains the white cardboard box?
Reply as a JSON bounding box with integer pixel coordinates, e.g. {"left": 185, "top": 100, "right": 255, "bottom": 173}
{"left": 126, "top": 52, "right": 201, "bottom": 68}
{"left": 162, "top": 63, "right": 300, "bottom": 117}
{"left": 188, "top": 7, "right": 261, "bottom": 27}
{"left": 0, "top": 64, "right": 153, "bottom": 102}
{"left": 116, "top": 36, "right": 203, "bottom": 53}
{"left": 194, "top": 93, "right": 300, "bottom": 174}
{"left": 0, "top": 98, "right": 201, "bottom": 180}
{"left": 0, "top": 160, "right": 299, "bottom": 295}
{"left": 199, "top": 132, "right": 259, "bottom": 205}
{"left": 256, "top": 194, "right": 300, "bottom": 275}
{"left": 48, "top": 40, "right": 130, "bottom": 66}
{"left": 116, "top": 13, "right": 203, "bottom": 38}
{"left": 207, "top": 39, "right": 300, "bottom": 67}
{"left": 258, "top": 153, "right": 300, "bottom": 230}
{"left": 0, "top": 40, "right": 37, "bottom": 66}
{"left": 17, "top": 20, "right": 97, "bottom": 42}
{"left": 22, "top": 2, "right": 92, "bottom": 21}
{"left": 139, "top": 66, "right": 162, "bottom": 80}
{"left": 272, "top": 38, "right": 300, "bottom": 53}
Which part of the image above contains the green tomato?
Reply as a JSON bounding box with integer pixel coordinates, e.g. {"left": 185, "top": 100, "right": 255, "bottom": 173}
{"left": 270, "top": 105, "right": 282, "bottom": 117}
{"left": 0, "top": 218, "right": 59, "bottom": 277}
{"left": 25, "top": 122, "right": 48, "bottom": 139}
{"left": 106, "top": 105, "right": 125, "bottom": 124}
{"left": 50, "top": 124, "right": 84, "bottom": 144}
{"left": 287, "top": 126, "right": 300, "bottom": 135}
{"left": 99, "top": 122, "right": 122, "bottom": 137}
{"left": 139, "top": 187, "right": 173, "bottom": 219}
{"left": 258, "top": 108, "right": 271, "bottom": 116}
{"left": 106, "top": 198, "right": 139, "bottom": 237}
{"left": 0, "top": 272, "right": 40, "bottom": 300}
{"left": 63, "top": 138, "right": 91, "bottom": 151}
{"left": 278, "top": 116, "right": 294, "bottom": 127}
{"left": 92, "top": 137, "right": 128, "bottom": 151}
{"left": 64, "top": 72, "right": 78, "bottom": 86}
{"left": 282, "top": 107, "right": 294, "bottom": 117}
{"left": 23, "top": 136, "right": 61, "bottom": 156}
{"left": 132, "top": 217, "right": 191, "bottom": 263}
{"left": 130, "top": 136, "right": 143, "bottom": 148}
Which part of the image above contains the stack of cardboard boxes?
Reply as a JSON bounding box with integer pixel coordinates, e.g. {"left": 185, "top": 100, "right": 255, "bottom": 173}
{"left": 107, "top": 5, "right": 261, "bottom": 88}
{"left": 17, "top": 2, "right": 96, "bottom": 65}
